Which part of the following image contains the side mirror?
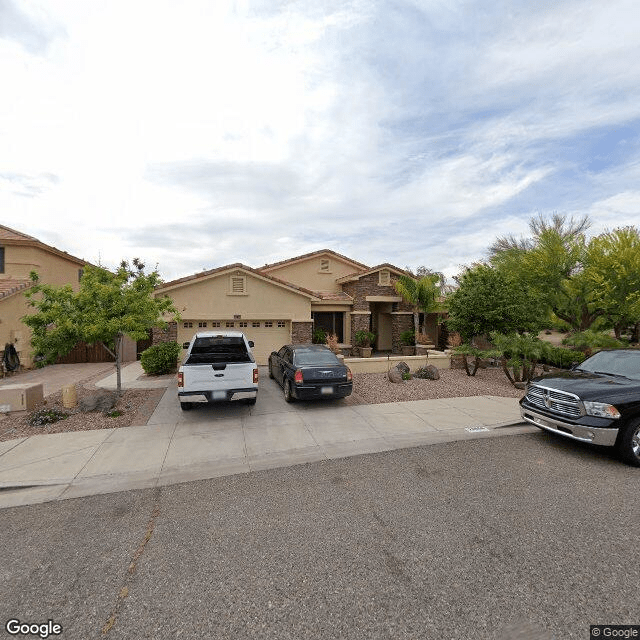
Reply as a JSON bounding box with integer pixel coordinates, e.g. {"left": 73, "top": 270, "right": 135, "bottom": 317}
{"left": 248, "top": 340, "right": 254, "bottom": 348}
{"left": 182, "top": 342, "right": 190, "bottom": 349}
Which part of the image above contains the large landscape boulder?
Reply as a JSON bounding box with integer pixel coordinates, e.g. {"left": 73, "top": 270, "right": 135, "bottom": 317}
{"left": 413, "top": 365, "right": 440, "bottom": 380}
{"left": 79, "top": 391, "right": 118, "bottom": 414}
{"left": 388, "top": 361, "right": 410, "bottom": 383}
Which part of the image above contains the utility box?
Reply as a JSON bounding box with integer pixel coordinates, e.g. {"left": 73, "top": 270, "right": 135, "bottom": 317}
{"left": 0, "top": 383, "right": 44, "bottom": 412}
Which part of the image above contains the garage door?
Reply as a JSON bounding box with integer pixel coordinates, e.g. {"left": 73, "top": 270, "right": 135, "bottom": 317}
{"left": 177, "top": 320, "right": 291, "bottom": 365}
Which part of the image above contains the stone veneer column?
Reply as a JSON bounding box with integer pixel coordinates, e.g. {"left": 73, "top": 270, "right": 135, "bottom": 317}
{"left": 350, "top": 312, "right": 371, "bottom": 346}
{"left": 291, "top": 321, "right": 313, "bottom": 344}
{"left": 152, "top": 321, "right": 177, "bottom": 345}
{"left": 391, "top": 313, "right": 413, "bottom": 353}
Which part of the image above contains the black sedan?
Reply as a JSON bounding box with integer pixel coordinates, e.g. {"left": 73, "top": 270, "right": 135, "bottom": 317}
{"left": 268, "top": 344, "right": 353, "bottom": 402}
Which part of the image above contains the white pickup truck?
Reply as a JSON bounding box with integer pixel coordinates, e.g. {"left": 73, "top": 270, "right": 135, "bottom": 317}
{"left": 177, "top": 331, "right": 259, "bottom": 410}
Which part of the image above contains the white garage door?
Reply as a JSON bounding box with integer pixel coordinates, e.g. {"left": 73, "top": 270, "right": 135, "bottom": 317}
{"left": 177, "top": 320, "right": 291, "bottom": 365}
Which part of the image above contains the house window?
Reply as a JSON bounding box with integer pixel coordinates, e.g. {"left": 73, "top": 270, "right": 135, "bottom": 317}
{"left": 226, "top": 321, "right": 235, "bottom": 328}
{"left": 238, "top": 321, "right": 248, "bottom": 327}
{"left": 277, "top": 320, "right": 286, "bottom": 328}
{"left": 252, "top": 321, "right": 260, "bottom": 328}
{"left": 264, "top": 321, "right": 273, "bottom": 328}
{"left": 312, "top": 312, "right": 344, "bottom": 342}
{"left": 198, "top": 322, "right": 207, "bottom": 328}
{"left": 78, "top": 267, "right": 83, "bottom": 282}
{"left": 320, "top": 259, "right": 330, "bottom": 272}
{"left": 183, "top": 322, "right": 193, "bottom": 328}
{"left": 379, "top": 270, "right": 391, "bottom": 286}
{"left": 229, "top": 275, "right": 246, "bottom": 294}
{"left": 211, "top": 321, "right": 221, "bottom": 328}
{"left": 0, "top": 247, "right": 4, "bottom": 273}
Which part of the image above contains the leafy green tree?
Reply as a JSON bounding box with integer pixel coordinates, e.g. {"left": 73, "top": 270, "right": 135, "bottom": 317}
{"left": 446, "top": 264, "right": 543, "bottom": 342}
{"left": 490, "top": 214, "right": 605, "bottom": 331}
{"left": 23, "top": 259, "right": 179, "bottom": 394}
{"left": 584, "top": 227, "right": 640, "bottom": 339}
{"left": 394, "top": 273, "right": 443, "bottom": 344}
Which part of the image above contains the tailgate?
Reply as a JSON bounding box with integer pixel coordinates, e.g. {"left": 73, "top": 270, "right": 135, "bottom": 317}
{"left": 183, "top": 363, "right": 255, "bottom": 391}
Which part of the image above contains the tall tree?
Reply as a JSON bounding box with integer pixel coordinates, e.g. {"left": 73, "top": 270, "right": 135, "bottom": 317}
{"left": 394, "top": 273, "right": 443, "bottom": 344}
{"left": 584, "top": 227, "right": 640, "bottom": 339}
{"left": 23, "top": 259, "right": 179, "bottom": 394}
{"left": 446, "top": 263, "right": 543, "bottom": 342}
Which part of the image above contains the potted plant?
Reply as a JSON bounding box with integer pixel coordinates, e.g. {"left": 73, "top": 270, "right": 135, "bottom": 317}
{"left": 415, "top": 332, "right": 434, "bottom": 355}
{"left": 354, "top": 330, "right": 376, "bottom": 357}
{"left": 400, "top": 329, "right": 416, "bottom": 356}
{"left": 312, "top": 327, "right": 327, "bottom": 344}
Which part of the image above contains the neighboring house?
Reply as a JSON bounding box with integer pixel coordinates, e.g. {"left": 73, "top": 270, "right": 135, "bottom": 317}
{"left": 154, "top": 250, "right": 436, "bottom": 365}
{"left": 0, "top": 225, "right": 88, "bottom": 368}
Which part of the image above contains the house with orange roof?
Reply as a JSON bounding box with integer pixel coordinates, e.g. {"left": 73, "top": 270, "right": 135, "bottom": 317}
{"left": 154, "top": 250, "right": 434, "bottom": 365}
{"left": 0, "top": 225, "right": 89, "bottom": 368}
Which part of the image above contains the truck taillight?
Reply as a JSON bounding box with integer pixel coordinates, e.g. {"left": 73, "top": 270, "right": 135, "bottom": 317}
{"left": 346, "top": 368, "right": 352, "bottom": 382}
{"left": 253, "top": 368, "right": 259, "bottom": 384}
{"left": 294, "top": 369, "right": 303, "bottom": 383}
{"left": 177, "top": 372, "right": 183, "bottom": 388}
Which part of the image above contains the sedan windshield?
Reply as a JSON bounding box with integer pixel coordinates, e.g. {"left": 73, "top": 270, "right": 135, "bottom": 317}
{"left": 294, "top": 349, "right": 340, "bottom": 366}
{"left": 578, "top": 350, "right": 640, "bottom": 380}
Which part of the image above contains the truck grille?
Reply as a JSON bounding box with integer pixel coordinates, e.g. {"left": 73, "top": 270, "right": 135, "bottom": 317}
{"left": 525, "top": 385, "right": 583, "bottom": 417}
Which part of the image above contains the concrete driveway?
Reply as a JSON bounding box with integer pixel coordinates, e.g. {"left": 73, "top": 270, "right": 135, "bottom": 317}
{"left": 0, "top": 365, "right": 533, "bottom": 509}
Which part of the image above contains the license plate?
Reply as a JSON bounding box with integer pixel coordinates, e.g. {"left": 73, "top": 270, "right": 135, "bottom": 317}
{"left": 212, "top": 390, "right": 227, "bottom": 400}
{"left": 321, "top": 386, "right": 334, "bottom": 395}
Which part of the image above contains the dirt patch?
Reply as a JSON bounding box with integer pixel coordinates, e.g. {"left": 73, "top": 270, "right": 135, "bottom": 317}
{"left": 0, "top": 386, "right": 166, "bottom": 442}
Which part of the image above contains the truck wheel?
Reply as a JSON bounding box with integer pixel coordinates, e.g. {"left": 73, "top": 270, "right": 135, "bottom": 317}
{"left": 617, "top": 418, "right": 640, "bottom": 467}
{"left": 284, "top": 379, "right": 294, "bottom": 403}
{"left": 268, "top": 362, "right": 274, "bottom": 379}
{"left": 246, "top": 397, "right": 257, "bottom": 405}
{"left": 180, "top": 402, "right": 193, "bottom": 411}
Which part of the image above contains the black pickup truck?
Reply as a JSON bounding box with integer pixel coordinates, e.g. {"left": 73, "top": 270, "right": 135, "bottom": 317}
{"left": 520, "top": 349, "right": 640, "bottom": 466}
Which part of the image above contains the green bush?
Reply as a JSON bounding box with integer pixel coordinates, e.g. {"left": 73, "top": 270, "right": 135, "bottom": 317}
{"left": 312, "top": 328, "right": 327, "bottom": 344}
{"left": 542, "top": 346, "right": 586, "bottom": 369}
{"left": 140, "top": 341, "right": 181, "bottom": 375}
{"left": 400, "top": 330, "right": 415, "bottom": 346}
{"left": 28, "top": 407, "right": 69, "bottom": 427}
{"left": 561, "top": 330, "right": 627, "bottom": 350}
{"left": 354, "top": 330, "right": 375, "bottom": 347}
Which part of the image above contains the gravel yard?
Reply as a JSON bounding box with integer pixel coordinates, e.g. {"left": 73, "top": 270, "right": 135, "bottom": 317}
{"left": 350, "top": 366, "right": 525, "bottom": 404}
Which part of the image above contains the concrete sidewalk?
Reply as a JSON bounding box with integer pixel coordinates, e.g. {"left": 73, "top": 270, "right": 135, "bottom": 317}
{"left": 0, "top": 362, "right": 533, "bottom": 509}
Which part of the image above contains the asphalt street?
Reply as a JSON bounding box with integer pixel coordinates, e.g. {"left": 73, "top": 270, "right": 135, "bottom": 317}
{"left": 1, "top": 431, "right": 639, "bottom": 640}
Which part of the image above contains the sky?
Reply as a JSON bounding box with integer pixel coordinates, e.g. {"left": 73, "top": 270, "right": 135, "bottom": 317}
{"left": 1, "top": 0, "right": 639, "bottom": 282}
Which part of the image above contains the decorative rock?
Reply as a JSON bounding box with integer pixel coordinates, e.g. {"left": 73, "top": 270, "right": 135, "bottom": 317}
{"left": 79, "top": 391, "right": 118, "bottom": 414}
{"left": 413, "top": 365, "right": 440, "bottom": 380}
{"left": 395, "top": 361, "right": 410, "bottom": 375}
{"left": 387, "top": 367, "right": 404, "bottom": 383}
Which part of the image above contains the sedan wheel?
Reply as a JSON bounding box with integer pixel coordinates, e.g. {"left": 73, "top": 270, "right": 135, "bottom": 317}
{"left": 284, "top": 379, "right": 294, "bottom": 403}
{"left": 180, "top": 402, "right": 193, "bottom": 411}
{"left": 617, "top": 418, "right": 640, "bottom": 467}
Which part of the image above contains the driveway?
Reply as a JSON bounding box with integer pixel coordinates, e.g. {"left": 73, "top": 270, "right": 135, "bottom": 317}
{"left": 0, "top": 367, "right": 532, "bottom": 508}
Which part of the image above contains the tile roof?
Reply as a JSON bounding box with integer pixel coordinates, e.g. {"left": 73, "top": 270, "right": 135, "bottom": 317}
{"left": 336, "top": 263, "right": 412, "bottom": 282}
{"left": 0, "top": 225, "right": 37, "bottom": 241}
{"left": 157, "top": 263, "right": 320, "bottom": 299}
{"left": 260, "top": 249, "right": 369, "bottom": 272}
{"left": 0, "top": 277, "right": 33, "bottom": 300}
{"left": 312, "top": 291, "right": 353, "bottom": 301}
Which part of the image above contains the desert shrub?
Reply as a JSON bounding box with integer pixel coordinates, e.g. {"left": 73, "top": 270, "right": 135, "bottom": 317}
{"left": 312, "top": 328, "right": 327, "bottom": 344}
{"left": 354, "top": 330, "right": 375, "bottom": 347}
{"left": 562, "top": 330, "right": 627, "bottom": 352}
{"left": 542, "top": 346, "right": 586, "bottom": 369}
{"left": 402, "top": 372, "right": 412, "bottom": 380}
{"left": 454, "top": 344, "right": 502, "bottom": 376}
{"left": 325, "top": 333, "right": 340, "bottom": 353}
{"left": 140, "top": 341, "right": 181, "bottom": 375}
{"left": 28, "top": 407, "right": 69, "bottom": 427}
{"left": 400, "top": 330, "right": 415, "bottom": 346}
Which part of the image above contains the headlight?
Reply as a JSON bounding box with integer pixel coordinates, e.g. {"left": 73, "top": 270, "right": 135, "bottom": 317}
{"left": 583, "top": 401, "right": 620, "bottom": 419}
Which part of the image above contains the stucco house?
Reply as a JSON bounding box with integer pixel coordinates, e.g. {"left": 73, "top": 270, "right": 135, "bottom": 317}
{"left": 154, "top": 250, "right": 436, "bottom": 365}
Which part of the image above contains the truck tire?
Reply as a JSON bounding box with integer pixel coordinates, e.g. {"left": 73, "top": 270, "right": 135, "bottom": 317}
{"left": 246, "top": 397, "right": 257, "bottom": 405}
{"left": 617, "top": 418, "right": 640, "bottom": 467}
{"left": 180, "top": 402, "right": 193, "bottom": 411}
{"left": 284, "top": 379, "right": 294, "bottom": 403}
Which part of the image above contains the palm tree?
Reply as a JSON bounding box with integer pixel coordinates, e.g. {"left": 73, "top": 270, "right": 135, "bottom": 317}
{"left": 394, "top": 273, "right": 443, "bottom": 346}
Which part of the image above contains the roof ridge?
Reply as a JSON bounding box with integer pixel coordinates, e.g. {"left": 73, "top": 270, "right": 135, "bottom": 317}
{"left": 0, "top": 224, "right": 38, "bottom": 241}
{"left": 260, "top": 249, "right": 369, "bottom": 271}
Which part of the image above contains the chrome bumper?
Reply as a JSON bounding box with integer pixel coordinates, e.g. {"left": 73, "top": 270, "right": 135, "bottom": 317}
{"left": 520, "top": 407, "right": 619, "bottom": 447}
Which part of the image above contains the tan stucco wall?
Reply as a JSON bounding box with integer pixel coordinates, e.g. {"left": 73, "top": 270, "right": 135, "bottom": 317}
{"left": 344, "top": 353, "right": 450, "bottom": 374}
{"left": 160, "top": 270, "right": 312, "bottom": 321}
{"left": 1, "top": 245, "right": 83, "bottom": 290}
{"left": 262, "top": 255, "right": 362, "bottom": 293}
{"left": 0, "top": 292, "right": 34, "bottom": 368}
